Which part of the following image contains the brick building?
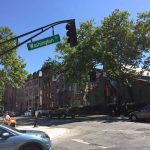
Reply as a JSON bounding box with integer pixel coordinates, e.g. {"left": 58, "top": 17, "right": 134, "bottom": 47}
{"left": 4, "top": 69, "right": 150, "bottom": 112}
{"left": 3, "top": 87, "right": 16, "bottom": 111}
{"left": 3, "top": 70, "right": 83, "bottom": 111}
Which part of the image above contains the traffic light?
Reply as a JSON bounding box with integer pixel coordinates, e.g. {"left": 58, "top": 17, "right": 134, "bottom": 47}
{"left": 66, "top": 19, "right": 77, "bottom": 47}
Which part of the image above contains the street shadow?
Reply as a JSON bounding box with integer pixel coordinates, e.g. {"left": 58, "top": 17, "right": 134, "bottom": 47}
{"left": 16, "top": 115, "right": 130, "bottom": 127}
{"left": 133, "top": 120, "right": 150, "bottom": 124}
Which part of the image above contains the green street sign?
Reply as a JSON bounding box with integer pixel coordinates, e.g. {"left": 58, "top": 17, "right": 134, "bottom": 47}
{"left": 27, "top": 34, "right": 60, "bottom": 50}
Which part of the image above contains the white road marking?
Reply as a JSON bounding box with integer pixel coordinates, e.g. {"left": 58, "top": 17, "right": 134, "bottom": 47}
{"left": 72, "top": 139, "right": 90, "bottom": 145}
{"left": 98, "top": 145, "right": 116, "bottom": 149}
{"left": 72, "top": 139, "right": 114, "bottom": 149}
{"left": 98, "top": 146, "right": 109, "bottom": 149}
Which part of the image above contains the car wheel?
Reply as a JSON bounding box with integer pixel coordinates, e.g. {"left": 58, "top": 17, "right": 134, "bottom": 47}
{"left": 130, "top": 115, "right": 137, "bottom": 122}
{"left": 22, "top": 144, "right": 42, "bottom": 150}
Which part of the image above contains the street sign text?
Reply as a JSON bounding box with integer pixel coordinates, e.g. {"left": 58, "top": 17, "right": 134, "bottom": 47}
{"left": 27, "top": 34, "right": 60, "bottom": 50}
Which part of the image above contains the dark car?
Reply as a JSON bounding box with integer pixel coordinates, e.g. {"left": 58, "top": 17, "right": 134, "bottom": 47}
{"left": 0, "top": 111, "right": 4, "bottom": 117}
{"left": 129, "top": 105, "right": 150, "bottom": 122}
{"left": 0, "top": 124, "right": 51, "bottom": 150}
{"left": 49, "top": 106, "right": 76, "bottom": 119}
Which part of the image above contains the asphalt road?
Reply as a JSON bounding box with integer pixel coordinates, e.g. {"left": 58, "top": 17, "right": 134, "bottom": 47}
{"left": 1, "top": 115, "right": 150, "bottom": 150}
{"left": 51, "top": 116, "right": 150, "bottom": 150}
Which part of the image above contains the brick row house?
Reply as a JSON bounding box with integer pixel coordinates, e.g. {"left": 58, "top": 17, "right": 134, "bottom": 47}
{"left": 3, "top": 69, "right": 150, "bottom": 112}
{"left": 3, "top": 87, "right": 17, "bottom": 111}
{"left": 84, "top": 70, "right": 150, "bottom": 107}
{"left": 3, "top": 70, "right": 83, "bottom": 112}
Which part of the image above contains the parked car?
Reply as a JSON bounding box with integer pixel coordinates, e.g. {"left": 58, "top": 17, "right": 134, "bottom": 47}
{"left": 49, "top": 106, "right": 76, "bottom": 119}
{"left": 0, "top": 124, "right": 51, "bottom": 150}
{"left": 0, "top": 111, "right": 4, "bottom": 117}
{"left": 129, "top": 105, "right": 150, "bottom": 122}
{"left": 63, "top": 107, "right": 77, "bottom": 118}
{"left": 24, "top": 110, "right": 33, "bottom": 117}
{"left": 48, "top": 107, "right": 62, "bottom": 119}
{"left": 35, "top": 108, "right": 49, "bottom": 117}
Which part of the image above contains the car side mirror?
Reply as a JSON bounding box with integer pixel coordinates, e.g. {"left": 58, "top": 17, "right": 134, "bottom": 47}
{"left": 2, "top": 132, "right": 10, "bottom": 138}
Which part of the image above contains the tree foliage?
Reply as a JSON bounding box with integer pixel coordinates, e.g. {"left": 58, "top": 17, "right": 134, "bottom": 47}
{"left": 55, "top": 9, "right": 150, "bottom": 87}
{"left": 95, "top": 9, "right": 144, "bottom": 85}
{"left": 56, "top": 20, "right": 97, "bottom": 83}
{"left": 41, "top": 57, "right": 61, "bottom": 82}
{"left": 0, "top": 27, "right": 28, "bottom": 89}
{"left": 135, "top": 12, "right": 150, "bottom": 71}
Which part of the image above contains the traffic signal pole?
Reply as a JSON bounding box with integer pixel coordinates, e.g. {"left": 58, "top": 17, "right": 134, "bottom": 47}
{"left": 0, "top": 19, "right": 75, "bottom": 57}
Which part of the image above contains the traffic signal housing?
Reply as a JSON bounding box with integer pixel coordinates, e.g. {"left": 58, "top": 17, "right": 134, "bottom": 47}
{"left": 66, "top": 19, "right": 77, "bottom": 47}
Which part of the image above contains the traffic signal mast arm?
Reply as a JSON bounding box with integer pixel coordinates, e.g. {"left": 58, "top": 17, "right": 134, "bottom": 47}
{"left": 0, "top": 19, "right": 77, "bottom": 57}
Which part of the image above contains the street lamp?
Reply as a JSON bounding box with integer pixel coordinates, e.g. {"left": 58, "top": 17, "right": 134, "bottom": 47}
{"left": 39, "top": 71, "right": 42, "bottom": 108}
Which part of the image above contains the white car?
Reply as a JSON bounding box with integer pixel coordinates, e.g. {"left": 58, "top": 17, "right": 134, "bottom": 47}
{"left": 24, "top": 110, "right": 33, "bottom": 117}
{"left": 35, "top": 108, "right": 49, "bottom": 117}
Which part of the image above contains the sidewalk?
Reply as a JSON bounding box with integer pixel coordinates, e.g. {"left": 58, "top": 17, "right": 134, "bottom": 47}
{"left": 16, "top": 125, "right": 70, "bottom": 140}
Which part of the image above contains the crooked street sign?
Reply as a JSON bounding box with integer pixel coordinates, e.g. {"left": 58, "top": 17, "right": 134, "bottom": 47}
{"left": 27, "top": 34, "right": 60, "bottom": 50}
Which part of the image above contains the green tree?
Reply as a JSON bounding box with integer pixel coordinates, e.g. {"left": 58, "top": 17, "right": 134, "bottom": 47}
{"left": 0, "top": 27, "right": 28, "bottom": 93}
{"left": 41, "top": 57, "right": 61, "bottom": 82}
{"left": 56, "top": 9, "right": 149, "bottom": 85}
{"left": 56, "top": 21, "right": 97, "bottom": 78}
{"left": 95, "top": 9, "right": 144, "bottom": 86}
{"left": 56, "top": 20, "right": 98, "bottom": 93}
{"left": 55, "top": 9, "right": 150, "bottom": 106}
{"left": 135, "top": 12, "right": 150, "bottom": 71}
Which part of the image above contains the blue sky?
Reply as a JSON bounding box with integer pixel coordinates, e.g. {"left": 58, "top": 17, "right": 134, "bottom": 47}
{"left": 0, "top": 0, "right": 150, "bottom": 73}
